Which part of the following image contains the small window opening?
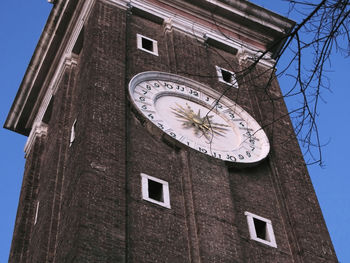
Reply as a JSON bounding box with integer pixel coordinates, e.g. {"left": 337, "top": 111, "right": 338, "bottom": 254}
{"left": 142, "top": 37, "right": 154, "bottom": 52}
{"left": 221, "top": 69, "right": 233, "bottom": 83}
{"left": 141, "top": 173, "right": 170, "bottom": 208}
{"left": 254, "top": 218, "right": 269, "bottom": 241}
{"left": 137, "top": 34, "right": 158, "bottom": 56}
{"left": 245, "top": 211, "right": 277, "bottom": 248}
{"left": 148, "top": 180, "right": 163, "bottom": 202}
{"left": 216, "top": 66, "right": 238, "bottom": 88}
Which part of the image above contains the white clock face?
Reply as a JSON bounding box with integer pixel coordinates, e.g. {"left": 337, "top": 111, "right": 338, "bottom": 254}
{"left": 128, "top": 71, "right": 270, "bottom": 164}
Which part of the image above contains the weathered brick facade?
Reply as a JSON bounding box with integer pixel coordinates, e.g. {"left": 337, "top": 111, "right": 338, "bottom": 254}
{"left": 5, "top": 0, "right": 338, "bottom": 262}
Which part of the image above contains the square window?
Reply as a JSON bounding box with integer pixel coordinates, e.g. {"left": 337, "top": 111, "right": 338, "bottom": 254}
{"left": 253, "top": 218, "right": 268, "bottom": 241}
{"left": 141, "top": 173, "right": 170, "bottom": 208}
{"left": 148, "top": 180, "right": 164, "bottom": 202}
{"left": 142, "top": 37, "right": 154, "bottom": 52}
{"left": 137, "top": 34, "right": 158, "bottom": 56}
{"left": 245, "top": 211, "right": 277, "bottom": 247}
{"left": 221, "top": 69, "right": 233, "bottom": 83}
{"left": 216, "top": 66, "right": 238, "bottom": 88}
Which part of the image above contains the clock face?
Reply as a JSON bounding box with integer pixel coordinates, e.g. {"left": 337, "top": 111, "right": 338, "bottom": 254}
{"left": 128, "top": 71, "right": 270, "bottom": 164}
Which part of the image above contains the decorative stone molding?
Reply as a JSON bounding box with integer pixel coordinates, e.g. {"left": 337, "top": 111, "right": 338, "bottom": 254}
{"left": 30, "top": 0, "right": 94, "bottom": 131}
{"left": 24, "top": 122, "right": 48, "bottom": 158}
{"left": 124, "top": 0, "right": 276, "bottom": 63}
{"left": 163, "top": 18, "right": 173, "bottom": 33}
{"left": 238, "top": 50, "right": 275, "bottom": 69}
{"left": 102, "top": 0, "right": 129, "bottom": 10}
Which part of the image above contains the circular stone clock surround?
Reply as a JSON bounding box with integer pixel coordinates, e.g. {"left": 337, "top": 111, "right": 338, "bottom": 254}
{"left": 128, "top": 71, "right": 270, "bottom": 164}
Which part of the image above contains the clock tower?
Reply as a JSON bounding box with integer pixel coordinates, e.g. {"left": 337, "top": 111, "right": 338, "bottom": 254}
{"left": 5, "top": 0, "right": 338, "bottom": 262}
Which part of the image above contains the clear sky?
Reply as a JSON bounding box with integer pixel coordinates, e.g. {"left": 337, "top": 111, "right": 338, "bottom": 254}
{"left": 0, "top": 1, "right": 349, "bottom": 262}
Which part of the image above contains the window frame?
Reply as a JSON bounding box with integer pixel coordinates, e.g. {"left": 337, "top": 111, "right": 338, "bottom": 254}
{"left": 140, "top": 173, "right": 170, "bottom": 208}
{"left": 137, "top": 34, "right": 159, "bottom": 56}
{"left": 215, "top": 65, "right": 239, "bottom": 88}
{"left": 245, "top": 211, "right": 277, "bottom": 248}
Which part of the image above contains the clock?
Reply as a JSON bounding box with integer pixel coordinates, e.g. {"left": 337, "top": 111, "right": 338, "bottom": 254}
{"left": 128, "top": 71, "right": 270, "bottom": 164}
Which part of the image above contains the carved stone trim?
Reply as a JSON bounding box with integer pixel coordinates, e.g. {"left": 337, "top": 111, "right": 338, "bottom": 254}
{"left": 238, "top": 50, "right": 275, "bottom": 69}
{"left": 30, "top": 0, "right": 94, "bottom": 130}
{"left": 24, "top": 122, "right": 48, "bottom": 158}
{"left": 123, "top": 0, "right": 275, "bottom": 64}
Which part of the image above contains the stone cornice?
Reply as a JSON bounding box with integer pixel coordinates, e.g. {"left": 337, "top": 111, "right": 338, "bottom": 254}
{"left": 4, "top": 0, "right": 73, "bottom": 135}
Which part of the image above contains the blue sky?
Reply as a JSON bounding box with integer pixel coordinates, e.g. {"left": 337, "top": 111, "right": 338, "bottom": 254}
{"left": 0, "top": 1, "right": 349, "bottom": 262}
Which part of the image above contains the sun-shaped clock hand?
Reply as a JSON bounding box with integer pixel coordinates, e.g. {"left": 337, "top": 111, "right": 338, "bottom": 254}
{"left": 171, "top": 103, "right": 229, "bottom": 141}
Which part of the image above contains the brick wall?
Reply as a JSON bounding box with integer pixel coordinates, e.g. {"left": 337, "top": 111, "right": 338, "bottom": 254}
{"left": 9, "top": 135, "right": 44, "bottom": 263}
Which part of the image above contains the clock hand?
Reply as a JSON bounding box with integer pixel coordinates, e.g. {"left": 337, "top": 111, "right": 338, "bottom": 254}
{"left": 171, "top": 103, "right": 230, "bottom": 138}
